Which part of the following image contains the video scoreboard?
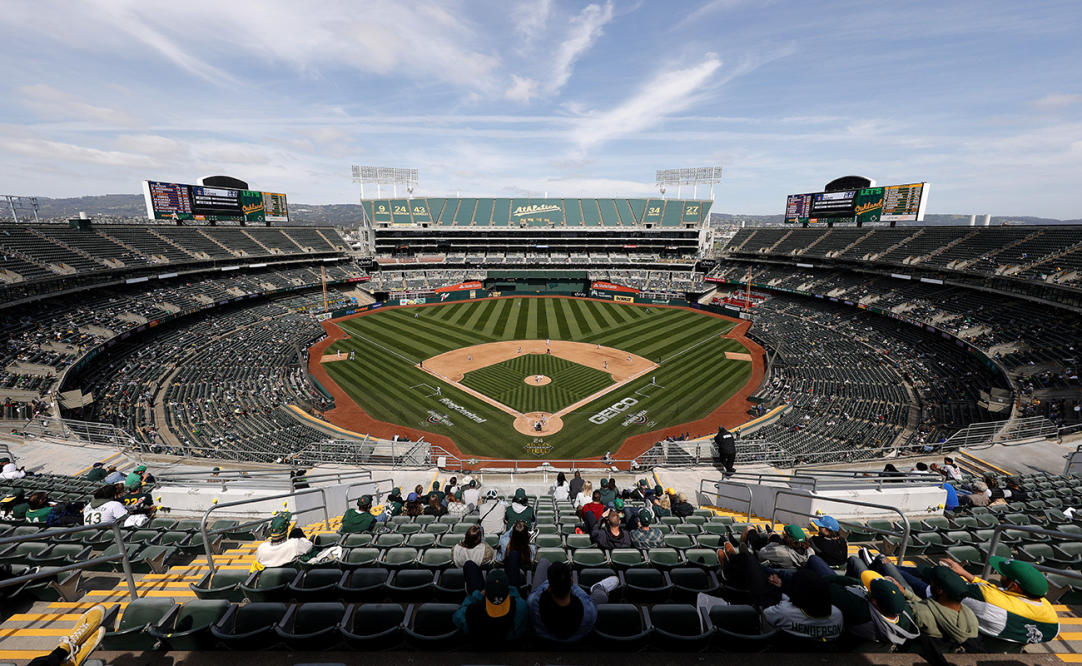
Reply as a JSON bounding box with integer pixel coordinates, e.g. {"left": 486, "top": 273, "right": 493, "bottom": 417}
{"left": 143, "top": 180, "right": 289, "bottom": 224}
{"left": 785, "top": 182, "right": 928, "bottom": 226}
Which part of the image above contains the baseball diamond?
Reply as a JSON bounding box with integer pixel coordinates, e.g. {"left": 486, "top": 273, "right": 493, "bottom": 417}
{"left": 312, "top": 296, "right": 757, "bottom": 459}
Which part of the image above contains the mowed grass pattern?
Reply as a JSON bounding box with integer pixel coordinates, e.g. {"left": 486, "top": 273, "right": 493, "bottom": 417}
{"left": 323, "top": 297, "right": 752, "bottom": 459}
{"left": 461, "top": 354, "right": 613, "bottom": 414}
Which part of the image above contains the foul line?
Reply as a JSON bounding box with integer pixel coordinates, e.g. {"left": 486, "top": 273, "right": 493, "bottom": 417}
{"left": 344, "top": 332, "right": 418, "bottom": 366}
{"left": 553, "top": 362, "right": 659, "bottom": 418}
{"left": 662, "top": 328, "right": 730, "bottom": 364}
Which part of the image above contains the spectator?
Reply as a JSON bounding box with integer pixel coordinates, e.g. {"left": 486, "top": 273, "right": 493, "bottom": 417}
{"left": 254, "top": 512, "right": 313, "bottom": 569}
{"left": 735, "top": 524, "right": 812, "bottom": 569}
{"left": 580, "top": 490, "right": 605, "bottom": 525}
{"left": 5, "top": 489, "right": 28, "bottom": 520}
{"left": 453, "top": 568, "right": 528, "bottom": 644}
{"left": 573, "top": 481, "right": 593, "bottom": 510}
{"left": 385, "top": 487, "right": 404, "bottom": 516}
{"left": 404, "top": 492, "right": 424, "bottom": 518}
{"left": 0, "top": 457, "right": 26, "bottom": 480}
{"left": 430, "top": 481, "right": 445, "bottom": 503}
{"left": 809, "top": 515, "right": 848, "bottom": 567}
{"left": 938, "top": 457, "right": 963, "bottom": 482}
{"left": 598, "top": 478, "right": 617, "bottom": 506}
{"left": 715, "top": 425, "right": 737, "bottom": 477}
{"left": 462, "top": 480, "right": 481, "bottom": 509}
{"left": 340, "top": 495, "right": 377, "bottom": 534}
{"left": 670, "top": 491, "right": 695, "bottom": 518}
{"left": 83, "top": 485, "right": 128, "bottom": 526}
{"left": 630, "top": 508, "right": 665, "bottom": 549}
{"left": 505, "top": 488, "right": 535, "bottom": 526}
{"left": 23, "top": 492, "right": 53, "bottom": 524}
{"left": 590, "top": 509, "right": 631, "bottom": 549}
{"left": 698, "top": 567, "right": 843, "bottom": 641}
{"left": 527, "top": 560, "right": 605, "bottom": 643}
{"left": 552, "top": 472, "right": 569, "bottom": 502}
{"left": 829, "top": 571, "right": 920, "bottom": 646}
{"left": 653, "top": 493, "right": 672, "bottom": 519}
{"left": 424, "top": 492, "right": 447, "bottom": 517}
{"left": 942, "top": 556, "right": 1059, "bottom": 644}
{"left": 443, "top": 476, "right": 459, "bottom": 498}
{"left": 453, "top": 524, "right": 496, "bottom": 567}
{"left": 85, "top": 462, "right": 108, "bottom": 482}
{"left": 568, "top": 471, "right": 584, "bottom": 499}
{"left": 24, "top": 604, "right": 107, "bottom": 666}
{"left": 102, "top": 467, "right": 124, "bottom": 485}
{"left": 478, "top": 489, "right": 506, "bottom": 536}
{"left": 446, "top": 493, "right": 469, "bottom": 517}
{"left": 498, "top": 520, "right": 535, "bottom": 575}
{"left": 124, "top": 465, "right": 147, "bottom": 490}
{"left": 629, "top": 479, "right": 649, "bottom": 501}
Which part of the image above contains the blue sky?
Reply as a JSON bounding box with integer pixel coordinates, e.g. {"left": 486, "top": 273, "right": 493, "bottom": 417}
{"left": 0, "top": 0, "right": 1080, "bottom": 217}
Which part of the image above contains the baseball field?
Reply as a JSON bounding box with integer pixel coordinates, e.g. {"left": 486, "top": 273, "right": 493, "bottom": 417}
{"left": 315, "top": 296, "right": 755, "bottom": 460}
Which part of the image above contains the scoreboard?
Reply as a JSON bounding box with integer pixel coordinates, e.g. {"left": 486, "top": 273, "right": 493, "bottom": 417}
{"left": 784, "top": 182, "right": 927, "bottom": 226}
{"left": 142, "top": 180, "right": 289, "bottom": 224}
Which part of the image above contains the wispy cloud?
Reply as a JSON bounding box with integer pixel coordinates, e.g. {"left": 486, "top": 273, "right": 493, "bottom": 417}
{"left": 547, "top": 1, "right": 614, "bottom": 94}
{"left": 16, "top": 84, "right": 140, "bottom": 126}
{"left": 570, "top": 54, "right": 722, "bottom": 149}
{"left": 1032, "top": 93, "right": 1082, "bottom": 110}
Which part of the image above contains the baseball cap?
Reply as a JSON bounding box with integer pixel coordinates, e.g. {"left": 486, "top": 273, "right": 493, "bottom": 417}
{"left": 486, "top": 488, "right": 499, "bottom": 499}
{"left": 989, "top": 556, "right": 1048, "bottom": 598}
{"left": 638, "top": 508, "right": 652, "bottom": 525}
{"left": 928, "top": 565, "right": 969, "bottom": 601}
{"left": 783, "top": 524, "right": 806, "bottom": 542}
{"left": 613, "top": 498, "right": 624, "bottom": 510}
{"left": 391, "top": 486, "right": 401, "bottom": 495}
{"left": 92, "top": 462, "right": 104, "bottom": 468}
{"left": 513, "top": 488, "right": 526, "bottom": 501}
{"left": 406, "top": 492, "right": 419, "bottom": 502}
{"left": 358, "top": 494, "right": 372, "bottom": 509}
{"left": 134, "top": 465, "right": 147, "bottom": 472}
{"left": 868, "top": 577, "right": 907, "bottom": 616}
{"left": 812, "top": 516, "right": 840, "bottom": 532}
{"left": 269, "top": 512, "right": 292, "bottom": 540}
{"left": 484, "top": 569, "right": 511, "bottom": 618}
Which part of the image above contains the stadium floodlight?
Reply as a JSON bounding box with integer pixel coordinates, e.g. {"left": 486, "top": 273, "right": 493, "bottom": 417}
{"left": 655, "top": 166, "right": 723, "bottom": 199}
{"left": 1, "top": 195, "right": 40, "bottom": 224}
{"left": 352, "top": 165, "right": 420, "bottom": 199}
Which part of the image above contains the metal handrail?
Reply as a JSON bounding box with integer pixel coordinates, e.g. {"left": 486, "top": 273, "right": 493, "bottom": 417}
{"left": 980, "top": 524, "right": 1082, "bottom": 581}
{"left": 0, "top": 521, "right": 139, "bottom": 600}
{"left": 768, "top": 488, "right": 912, "bottom": 563}
{"left": 199, "top": 486, "right": 332, "bottom": 575}
{"left": 698, "top": 479, "right": 754, "bottom": 524}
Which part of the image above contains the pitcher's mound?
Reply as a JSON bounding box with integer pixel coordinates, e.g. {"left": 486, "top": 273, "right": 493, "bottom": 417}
{"left": 513, "top": 412, "right": 564, "bottom": 436}
{"left": 525, "top": 375, "right": 552, "bottom": 386}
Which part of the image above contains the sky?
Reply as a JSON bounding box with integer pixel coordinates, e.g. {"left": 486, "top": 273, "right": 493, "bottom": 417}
{"left": 0, "top": 0, "right": 1080, "bottom": 217}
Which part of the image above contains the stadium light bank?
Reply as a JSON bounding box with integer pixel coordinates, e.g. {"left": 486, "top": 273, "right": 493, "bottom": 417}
{"left": 352, "top": 165, "right": 420, "bottom": 199}
{"left": 656, "top": 166, "right": 723, "bottom": 200}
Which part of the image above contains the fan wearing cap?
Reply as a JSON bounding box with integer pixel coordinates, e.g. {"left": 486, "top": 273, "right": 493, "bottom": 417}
{"left": 403, "top": 492, "right": 424, "bottom": 518}
{"left": 478, "top": 488, "right": 507, "bottom": 536}
{"left": 254, "top": 511, "right": 313, "bottom": 569}
{"left": 385, "top": 487, "right": 404, "bottom": 516}
{"left": 828, "top": 570, "right": 921, "bottom": 646}
{"left": 743, "top": 524, "right": 813, "bottom": 569}
{"left": 630, "top": 508, "right": 665, "bottom": 549}
{"left": 462, "top": 479, "right": 481, "bottom": 510}
{"left": 0, "top": 456, "right": 26, "bottom": 480}
{"left": 894, "top": 565, "right": 980, "bottom": 649}
{"left": 504, "top": 488, "right": 535, "bottom": 527}
{"left": 670, "top": 491, "right": 695, "bottom": 518}
{"left": 124, "top": 465, "right": 148, "bottom": 491}
{"left": 590, "top": 504, "right": 632, "bottom": 550}
{"left": 85, "top": 462, "right": 108, "bottom": 483}
{"left": 340, "top": 495, "right": 377, "bottom": 534}
{"left": 452, "top": 568, "right": 528, "bottom": 643}
{"left": 941, "top": 556, "right": 1059, "bottom": 644}
{"left": 598, "top": 478, "right": 618, "bottom": 506}
{"left": 809, "top": 515, "right": 849, "bottom": 567}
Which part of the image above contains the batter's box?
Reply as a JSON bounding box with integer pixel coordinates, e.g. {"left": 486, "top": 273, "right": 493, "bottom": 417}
{"left": 634, "top": 382, "right": 666, "bottom": 398}
{"left": 408, "top": 383, "right": 441, "bottom": 397}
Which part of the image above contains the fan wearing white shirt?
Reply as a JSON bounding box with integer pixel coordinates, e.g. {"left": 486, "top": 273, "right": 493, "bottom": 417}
{"left": 83, "top": 485, "right": 129, "bottom": 526}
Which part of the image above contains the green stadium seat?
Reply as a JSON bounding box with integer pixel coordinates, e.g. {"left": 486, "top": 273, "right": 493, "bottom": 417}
{"left": 382, "top": 547, "right": 419, "bottom": 569}
{"left": 418, "top": 548, "right": 454, "bottom": 571}
{"left": 0, "top": 541, "right": 50, "bottom": 564}
{"left": 190, "top": 570, "right": 248, "bottom": 602}
{"left": 241, "top": 567, "right": 297, "bottom": 603}
{"left": 343, "top": 547, "right": 381, "bottom": 568}
{"left": 535, "top": 534, "right": 564, "bottom": 548}
{"left": 406, "top": 533, "right": 437, "bottom": 548}
{"left": 340, "top": 533, "right": 374, "bottom": 548}
{"left": 921, "top": 517, "right": 951, "bottom": 532}
{"left": 648, "top": 604, "right": 712, "bottom": 651}
{"left": 592, "top": 603, "right": 651, "bottom": 649}
{"left": 375, "top": 533, "right": 406, "bottom": 548}
{"left": 609, "top": 548, "right": 648, "bottom": 569}
{"left": 576, "top": 567, "right": 619, "bottom": 595}
{"left": 669, "top": 567, "right": 721, "bottom": 602}
{"left": 102, "top": 598, "right": 177, "bottom": 651}
{"left": 536, "top": 547, "right": 569, "bottom": 565}
{"left": 674, "top": 524, "right": 703, "bottom": 536}
{"left": 148, "top": 599, "right": 230, "bottom": 651}
{"left": 572, "top": 548, "right": 608, "bottom": 569}
{"left": 684, "top": 548, "right": 720, "bottom": 569}
{"left": 695, "top": 534, "right": 724, "bottom": 550}
{"left": 338, "top": 567, "right": 391, "bottom": 601}
{"left": 413, "top": 515, "right": 436, "bottom": 525}
{"left": 404, "top": 603, "right": 461, "bottom": 649}
{"left": 1017, "top": 543, "right": 1056, "bottom": 565}
{"left": 340, "top": 603, "right": 405, "bottom": 650}
{"left": 623, "top": 567, "right": 671, "bottom": 602}
{"left": 274, "top": 601, "right": 346, "bottom": 651}
{"left": 708, "top": 604, "right": 778, "bottom": 649}
{"left": 566, "top": 534, "right": 593, "bottom": 550}
{"left": 647, "top": 548, "right": 683, "bottom": 570}
{"left": 288, "top": 568, "right": 344, "bottom": 601}
{"left": 211, "top": 602, "right": 289, "bottom": 651}
{"left": 663, "top": 534, "right": 694, "bottom": 551}
{"left": 38, "top": 544, "right": 90, "bottom": 566}
{"left": 311, "top": 533, "right": 339, "bottom": 548}
{"left": 395, "top": 523, "right": 423, "bottom": 535}
{"left": 424, "top": 523, "right": 450, "bottom": 535}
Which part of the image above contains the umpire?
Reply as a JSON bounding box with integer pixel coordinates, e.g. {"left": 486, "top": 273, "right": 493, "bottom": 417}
{"left": 714, "top": 426, "right": 737, "bottom": 477}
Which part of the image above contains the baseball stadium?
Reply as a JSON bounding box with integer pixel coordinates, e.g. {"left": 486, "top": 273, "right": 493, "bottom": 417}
{"left": 3, "top": 2, "right": 1082, "bottom": 663}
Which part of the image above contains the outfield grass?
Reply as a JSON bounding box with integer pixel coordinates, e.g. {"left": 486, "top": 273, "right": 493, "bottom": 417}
{"left": 323, "top": 297, "right": 752, "bottom": 459}
{"left": 461, "top": 354, "right": 613, "bottom": 414}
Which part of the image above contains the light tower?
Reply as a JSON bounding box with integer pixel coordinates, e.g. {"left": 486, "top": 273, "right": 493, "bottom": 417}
{"left": 655, "top": 167, "right": 723, "bottom": 199}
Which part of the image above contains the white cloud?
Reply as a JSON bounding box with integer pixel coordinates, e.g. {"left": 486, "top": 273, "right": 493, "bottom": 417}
{"left": 505, "top": 75, "right": 540, "bottom": 103}
{"left": 0, "top": 136, "right": 159, "bottom": 168}
{"left": 570, "top": 54, "right": 722, "bottom": 149}
{"left": 16, "top": 84, "right": 140, "bottom": 126}
{"left": 1033, "top": 93, "right": 1082, "bottom": 110}
{"left": 511, "top": 0, "right": 553, "bottom": 43}
{"left": 547, "top": 1, "right": 614, "bottom": 94}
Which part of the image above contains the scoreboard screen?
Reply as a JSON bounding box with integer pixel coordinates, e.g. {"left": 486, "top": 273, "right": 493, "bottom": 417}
{"left": 809, "top": 190, "right": 857, "bottom": 217}
{"left": 784, "top": 193, "right": 813, "bottom": 224}
{"left": 784, "top": 182, "right": 928, "bottom": 225}
{"left": 142, "top": 180, "right": 289, "bottom": 224}
{"left": 881, "top": 183, "right": 928, "bottom": 221}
